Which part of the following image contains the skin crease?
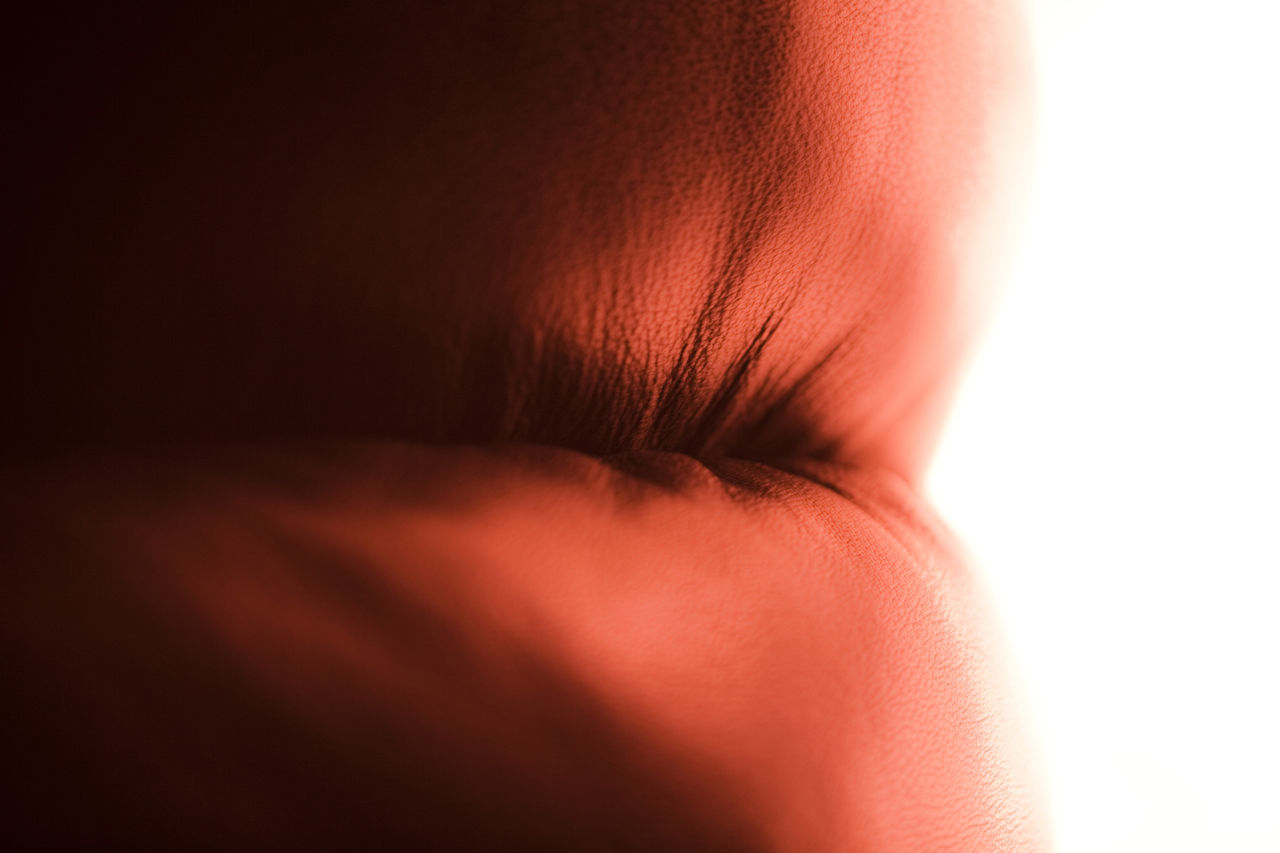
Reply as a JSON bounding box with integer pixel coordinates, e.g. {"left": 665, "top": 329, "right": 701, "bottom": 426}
{"left": 0, "top": 1, "right": 1044, "bottom": 850}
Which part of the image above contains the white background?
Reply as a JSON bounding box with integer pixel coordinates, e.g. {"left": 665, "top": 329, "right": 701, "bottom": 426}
{"left": 929, "top": 1, "right": 1280, "bottom": 850}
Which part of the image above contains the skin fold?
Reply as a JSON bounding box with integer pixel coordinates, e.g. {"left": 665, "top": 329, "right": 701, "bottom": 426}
{"left": 2, "top": 445, "right": 1045, "bottom": 849}
{"left": 1, "top": 1, "right": 1043, "bottom": 848}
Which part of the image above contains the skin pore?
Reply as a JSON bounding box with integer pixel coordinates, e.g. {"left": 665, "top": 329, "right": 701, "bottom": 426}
{"left": 1, "top": 2, "right": 1042, "bottom": 848}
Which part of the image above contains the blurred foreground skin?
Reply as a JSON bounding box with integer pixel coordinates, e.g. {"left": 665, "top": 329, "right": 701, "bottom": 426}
{"left": 1, "top": 1, "right": 1044, "bottom": 850}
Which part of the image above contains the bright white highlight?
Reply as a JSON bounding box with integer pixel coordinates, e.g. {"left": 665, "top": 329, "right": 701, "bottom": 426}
{"left": 930, "top": 1, "right": 1280, "bottom": 850}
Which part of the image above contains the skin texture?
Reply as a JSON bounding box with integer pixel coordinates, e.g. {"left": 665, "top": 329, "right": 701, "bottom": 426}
{"left": 1, "top": 445, "right": 1044, "bottom": 850}
{"left": 4, "top": 0, "right": 1026, "bottom": 478}
{"left": 1, "top": 1, "right": 1043, "bottom": 849}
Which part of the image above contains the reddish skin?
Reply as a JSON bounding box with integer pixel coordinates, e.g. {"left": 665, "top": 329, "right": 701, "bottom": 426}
{"left": 1, "top": 1, "right": 1043, "bottom": 849}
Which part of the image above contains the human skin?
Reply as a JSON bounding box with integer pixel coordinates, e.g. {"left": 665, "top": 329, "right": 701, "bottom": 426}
{"left": 1, "top": 1, "right": 1043, "bottom": 848}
